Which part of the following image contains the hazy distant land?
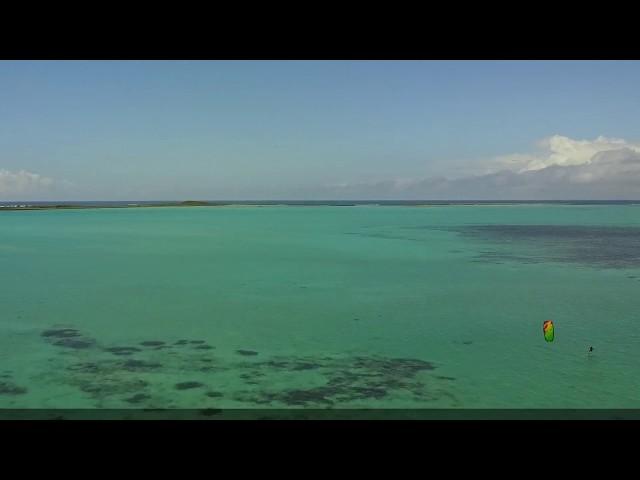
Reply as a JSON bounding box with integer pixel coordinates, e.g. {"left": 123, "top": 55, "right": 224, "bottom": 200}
{"left": 0, "top": 200, "right": 221, "bottom": 211}
{"left": 1, "top": 200, "right": 639, "bottom": 212}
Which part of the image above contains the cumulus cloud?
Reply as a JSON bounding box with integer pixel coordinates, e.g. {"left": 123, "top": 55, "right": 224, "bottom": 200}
{"left": 0, "top": 169, "right": 57, "bottom": 197}
{"left": 315, "top": 135, "right": 640, "bottom": 200}
{"left": 492, "top": 135, "right": 640, "bottom": 173}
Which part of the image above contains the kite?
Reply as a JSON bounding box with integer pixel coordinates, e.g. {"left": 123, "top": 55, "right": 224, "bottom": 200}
{"left": 543, "top": 320, "right": 554, "bottom": 342}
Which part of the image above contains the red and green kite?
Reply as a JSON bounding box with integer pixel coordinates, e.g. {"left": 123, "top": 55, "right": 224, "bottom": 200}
{"left": 543, "top": 320, "right": 554, "bottom": 342}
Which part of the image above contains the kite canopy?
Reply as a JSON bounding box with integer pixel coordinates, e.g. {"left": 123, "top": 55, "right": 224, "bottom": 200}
{"left": 543, "top": 320, "right": 554, "bottom": 342}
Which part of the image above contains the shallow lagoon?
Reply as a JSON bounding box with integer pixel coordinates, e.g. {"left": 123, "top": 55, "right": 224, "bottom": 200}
{"left": 1, "top": 205, "right": 640, "bottom": 415}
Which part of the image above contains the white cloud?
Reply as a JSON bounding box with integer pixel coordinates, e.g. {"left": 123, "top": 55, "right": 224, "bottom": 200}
{"left": 312, "top": 135, "right": 640, "bottom": 200}
{"left": 493, "top": 135, "right": 640, "bottom": 173}
{"left": 0, "top": 169, "right": 57, "bottom": 197}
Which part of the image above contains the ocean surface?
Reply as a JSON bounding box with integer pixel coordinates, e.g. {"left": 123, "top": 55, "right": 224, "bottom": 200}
{"left": 1, "top": 203, "right": 640, "bottom": 418}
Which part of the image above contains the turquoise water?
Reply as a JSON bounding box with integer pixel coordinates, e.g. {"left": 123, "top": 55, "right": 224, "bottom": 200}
{"left": 1, "top": 205, "right": 640, "bottom": 415}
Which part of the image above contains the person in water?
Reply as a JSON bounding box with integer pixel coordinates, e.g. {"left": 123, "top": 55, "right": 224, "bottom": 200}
{"left": 588, "top": 346, "right": 594, "bottom": 353}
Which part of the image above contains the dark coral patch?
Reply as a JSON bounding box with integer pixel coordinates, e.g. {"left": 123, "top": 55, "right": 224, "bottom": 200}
{"left": 67, "top": 363, "right": 101, "bottom": 374}
{"left": 42, "top": 328, "right": 81, "bottom": 339}
{"left": 272, "top": 387, "right": 336, "bottom": 406}
{"left": 175, "top": 381, "right": 204, "bottom": 390}
{"left": 261, "top": 360, "right": 290, "bottom": 369}
{"left": 79, "top": 379, "right": 149, "bottom": 397}
{"left": 236, "top": 350, "right": 259, "bottom": 356}
{"left": 43, "top": 334, "right": 447, "bottom": 409}
{"left": 351, "top": 386, "right": 388, "bottom": 399}
{"left": 291, "top": 362, "right": 320, "bottom": 371}
{"left": 124, "top": 393, "right": 151, "bottom": 404}
{"left": 452, "top": 224, "right": 640, "bottom": 269}
{"left": 121, "top": 359, "right": 162, "bottom": 371}
{"left": 240, "top": 372, "right": 265, "bottom": 382}
{"left": 350, "top": 357, "right": 435, "bottom": 375}
{"left": 244, "top": 383, "right": 357, "bottom": 406}
{"left": 105, "top": 346, "right": 141, "bottom": 356}
{"left": 53, "top": 338, "right": 95, "bottom": 349}
{"left": 0, "top": 381, "right": 27, "bottom": 395}
{"left": 233, "top": 353, "right": 440, "bottom": 407}
{"left": 259, "top": 358, "right": 322, "bottom": 371}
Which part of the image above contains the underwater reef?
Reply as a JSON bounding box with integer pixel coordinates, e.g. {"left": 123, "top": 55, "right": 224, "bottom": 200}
{"left": 0, "top": 325, "right": 461, "bottom": 414}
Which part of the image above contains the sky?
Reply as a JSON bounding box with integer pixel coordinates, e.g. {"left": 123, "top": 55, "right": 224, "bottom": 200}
{"left": 1, "top": 60, "right": 640, "bottom": 200}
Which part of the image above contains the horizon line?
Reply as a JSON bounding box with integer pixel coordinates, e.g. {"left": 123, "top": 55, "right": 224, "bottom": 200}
{"left": 2, "top": 199, "right": 640, "bottom": 203}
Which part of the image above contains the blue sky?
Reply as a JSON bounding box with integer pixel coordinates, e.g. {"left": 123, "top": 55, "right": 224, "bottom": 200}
{"left": 1, "top": 60, "right": 640, "bottom": 200}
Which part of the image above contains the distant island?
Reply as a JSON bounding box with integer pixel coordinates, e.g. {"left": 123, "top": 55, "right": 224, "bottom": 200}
{"left": 0, "top": 201, "right": 219, "bottom": 211}
{"left": 177, "top": 200, "right": 211, "bottom": 206}
{"left": 1, "top": 200, "right": 637, "bottom": 212}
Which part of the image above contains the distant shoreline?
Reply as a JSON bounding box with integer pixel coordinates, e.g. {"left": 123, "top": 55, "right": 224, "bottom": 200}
{"left": 1, "top": 200, "right": 639, "bottom": 212}
{"left": 0, "top": 201, "right": 223, "bottom": 211}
